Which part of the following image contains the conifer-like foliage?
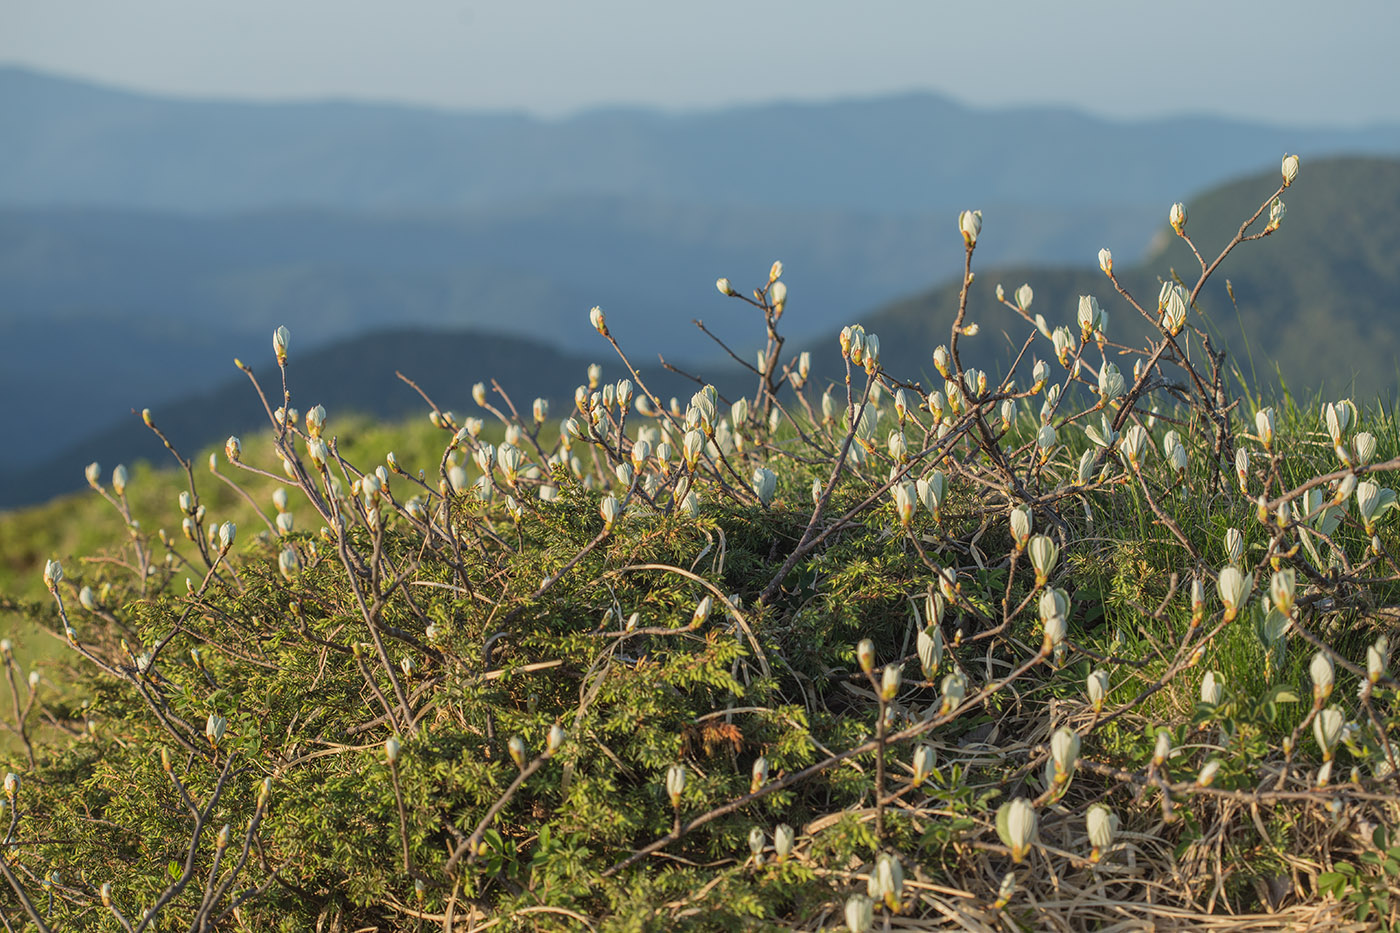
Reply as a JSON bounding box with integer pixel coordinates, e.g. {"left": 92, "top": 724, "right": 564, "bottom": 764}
{"left": 4, "top": 156, "right": 1400, "bottom": 931}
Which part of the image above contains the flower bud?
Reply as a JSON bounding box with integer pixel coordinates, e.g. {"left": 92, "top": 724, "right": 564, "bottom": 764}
{"left": 748, "top": 826, "right": 765, "bottom": 858}
{"left": 1310, "top": 650, "right": 1335, "bottom": 703}
{"left": 663, "top": 762, "right": 687, "bottom": 807}
{"left": 273, "top": 325, "right": 290, "bottom": 363}
{"left": 1153, "top": 730, "right": 1172, "bottom": 766}
{"left": 205, "top": 713, "right": 227, "bottom": 747}
{"left": 1200, "top": 670, "right": 1223, "bottom": 706}
{"left": 738, "top": 755, "right": 766, "bottom": 796}
{"left": 880, "top": 662, "right": 903, "bottom": 701}
{"left": 43, "top": 558, "right": 63, "bottom": 590}
{"left": 1087, "top": 668, "right": 1109, "bottom": 712}
{"left": 1281, "top": 153, "right": 1299, "bottom": 187}
{"left": 996, "top": 798, "right": 1036, "bottom": 863}
{"left": 3, "top": 772, "right": 17, "bottom": 800}
{"left": 911, "top": 744, "right": 936, "bottom": 787}
{"left": 1169, "top": 202, "right": 1187, "bottom": 235}
{"left": 958, "top": 209, "right": 982, "bottom": 246}
{"left": 716, "top": 277, "right": 735, "bottom": 296}
{"left": 1015, "top": 283, "right": 1033, "bottom": 311}
{"left": 751, "top": 466, "right": 777, "bottom": 506}
{"left": 1098, "top": 248, "right": 1113, "bottom": 276}
{"left": 1313, "top": 706, "right": 1344, "bottom": 760}
{"left": 1086, "top": 803, "right": 1119, "bottom": 861}
{"left": 1266, "top": 196, "right": 1286, "bottom": 233}
{"left": 845, "top": 894, "right": 873, "bottom": 933}
{"left": 508, "top": 735, "right": 527, "bottom": 769}
{"left": 589, "top": 305, "right": 608, "bottom": 336}
{"left": 773, "top": 823, "right": 794, "bottom": 861}
{"left": 1197, "top": 759, "right": 1221, "bottom": 787}
{"left": 1368, "top": 636, "right": 1387, "bottom": 683}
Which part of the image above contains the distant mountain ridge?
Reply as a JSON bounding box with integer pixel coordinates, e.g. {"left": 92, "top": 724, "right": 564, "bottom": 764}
{"left": 4, "top": 66, "right": 1400, "bottom": 215}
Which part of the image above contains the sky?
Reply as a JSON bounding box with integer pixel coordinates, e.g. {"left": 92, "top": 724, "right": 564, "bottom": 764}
{"left": 3, "top": 0, "right": 1399, "bottom": 126}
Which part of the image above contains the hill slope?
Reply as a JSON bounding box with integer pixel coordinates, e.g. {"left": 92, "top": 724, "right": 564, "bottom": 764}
{"left": 840, "top": 157, "right": 1400, "bottom": 403}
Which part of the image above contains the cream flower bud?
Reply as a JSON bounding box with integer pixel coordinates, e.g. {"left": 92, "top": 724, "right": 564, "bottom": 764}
{"left": 716, "top": 277, "right": 735, "bottom": 296}
{"left": 1197, "top": 759, "right": 1221, "bottom": 786}
{"left": 749, "top": 755, "right": 768, "bottom": 793}
{"left": 1009, "top": 506, "right": 1032, "bottom": 549}
{"left": 1098, "top": 248, "right": 1113, "bottom": 276}
{"left": 1216, "top": 566, "right": 1252, "bottom": 621}
{"left": 205, "top": 713, "right": 227, "bottom": 747}
{"left": 1077, "top": 295, "right": 1102, "bottom": 340}
{"left": 958, "top": 209, "right": 982, "bottom": 246}
{"left": 1255, "top": 408, "right": 1275, "bottom": 450}
{"left": 509, "top": 736, "right": 527, "bottom": 769}
{"left": 751, "top": 466, "right": 777, "bottom": 506}
{"left": 384, "top": 735, "right": 402, "bottom": 764}
{"left": 3, "top": 772, "right": 17, "bottom": 800}
{"left": 857, "top": 638, "right": 876, "bottom": 674}
{"left": 85, "top": 461, "right": 102, "bottom": 488}
{"left": 996, "top": 797, "right": 1036, "bottom": 863}
{"left": 43, "top": 558, "right": 63, "bottom": 590}
{"left": 1200, "top": 670, "right": 1224, "bottom": 706}
{"left": 768, "top": 260, "right": 783, "bottom": 284}
{"left": 1015, "top": 283, "right": 1033, "bottom": 311}
{"left": 1086, "top": 803, "right": 1118, "bottom": 858}
{"left": 1087, "top": 668, "right": 1109, "bottom": 711}
{"left": 1310, "top": 650, "right": 1335, "bottom": 702}
{"left": 1368, "top": 636, "right": 1387, "bottom": 683}
{"left": 773, "top": 823, "right": 794, "bottom": 861}
{"left": 277, "top": 546, "right": 300, "bottom": 579}
{"left": 880, "top": 662, "right": 903, "bottom": 701}
{"left": 748, "top": 826, "right": 765, "bottom": 858}
{"left": 932, "top": 345, "right": 950, "bottom": 378}
{"left": 939, "top": 671, "right": 966, "bottom": 714}
{"left": 1049, "top": 727, "right": 1080, "bottom": 781}
{"left": 769, "top": 280, "right": 787, "bottom": 310}
{"left": 1270, "top": 568, "right": 1296, "bottom": 616}
{"left": 1313, "top": 705, "right": 1344, "bottom": 760}
{"left": 911, "top": 744, "right": 936, "bottom": 787}
{"left": 1153, "top": 730, "right": 1172, "bottom": 766}
{"left": 589, "top": 305, "right": 608, "bottom": 336}
{"left": 869, "top": 852, "right": 904, "bottom": 912}
{"left": 917, "top": 625, "right": 943, "bottom": 680}
{"left": 1028, "top": 535, "right": 1058, "bottom": 586}
{"left": 844, "top": 894, "right": 873, "bottom": 933}
{"left": 273, "top": 325, "right": 290, "bottom": 363}
{"left": 1266, "top": 197, "right": 1286, "bottom": 232}
{"left": 598, "top": 495, "right": 621, "bottom": 530}
{"left": 1281, "top": 153, "right": 1299, "bottom": 187}
{"left": 1169, "top": 201, "right": 1187, "bottom": 235}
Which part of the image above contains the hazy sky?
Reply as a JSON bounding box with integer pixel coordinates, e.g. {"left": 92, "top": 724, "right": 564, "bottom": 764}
{"left": 4, "top": 0, "right": 1399, "bottom": 126}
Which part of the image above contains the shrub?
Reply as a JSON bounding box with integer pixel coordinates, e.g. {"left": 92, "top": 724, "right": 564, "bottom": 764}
{"left": 3, "top": 155, "right": 1399, "bottom": 931}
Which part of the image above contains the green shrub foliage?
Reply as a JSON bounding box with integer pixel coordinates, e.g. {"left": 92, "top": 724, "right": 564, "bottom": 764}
{"left": 4, "top": 156, "right": 1400, "bottom": 931}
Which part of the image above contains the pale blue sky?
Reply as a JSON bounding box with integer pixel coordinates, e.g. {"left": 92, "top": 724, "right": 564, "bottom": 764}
{"left": 4, "top": 0, "right": 1398, "bottom": 126}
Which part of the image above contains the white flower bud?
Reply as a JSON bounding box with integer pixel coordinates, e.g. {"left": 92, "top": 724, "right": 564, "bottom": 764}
{"left": 272, "top": 325, "right": 290, "bottom": 363}
{"left": 911, "top": 744, "right": 936, "bottom": 787}
{"left": 1281, "top": 153, "right": 1299, "bottom": 187}
{"left": 1313, "top": 706, "right": 1344, "bottom": 760}
{"left": 1098, "top": 248, "right": 1113, "bottom": 276}
{"left": 589, "top": 305, "right": 608, "bottom": 336}
{"left": 1015, "top": 283, "right": 1033, "bottom": 311}
{"left": 1310, "top": 650, "right": 1335, "bottom": 702}
{"left": 1087, "top": 668, "right": 1109, "bottom": 711}
{"left": 716, "top": 277, "right": 735, "bottom": 296}
{"left": 996, "top": 798, "right": 1036, "bottom": 863}
{"left": 384, "top": 735, "right": 402, "bottom": 764}
{"left": 1169, "top": 202, "right": 1187, "bottom": 235}
{"left": 773, "top": 823, "right": 795, "bottom": 861}
{"left": 1200, "top": 670, "right": 1223, "bottom": 706}
{"left": 958, "top": 209, "right": 982, "bottom": 246}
